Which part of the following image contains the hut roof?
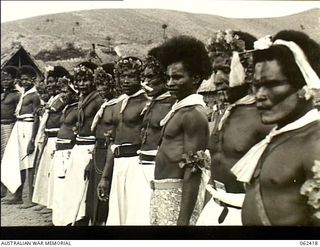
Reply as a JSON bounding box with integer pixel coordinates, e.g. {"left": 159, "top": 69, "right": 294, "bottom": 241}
{"left": 1, "top": 44, "right": 45, "bottom": 80}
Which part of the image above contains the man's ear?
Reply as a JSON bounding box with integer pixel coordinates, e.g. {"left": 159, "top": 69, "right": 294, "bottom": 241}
{"left": 32, "top": 77, "right": 38, "bottom": 84}
{"left": 192, "top": 75, "right": 202, "bottom": 86}
{"left": 297, "top": 86, "right": 316, "bottom": 101}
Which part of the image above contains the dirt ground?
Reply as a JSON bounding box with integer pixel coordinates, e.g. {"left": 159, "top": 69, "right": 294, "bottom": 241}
{"left": 1, "top": 177, "right": 52, "bottom": 227}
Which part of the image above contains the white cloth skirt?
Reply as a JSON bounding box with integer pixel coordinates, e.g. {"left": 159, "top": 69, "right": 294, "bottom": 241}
{"left": 1, "top": 121, "right": 35, "bottom": 193}
{"left": 51, "top": 149, "right": 73, "bottom": 226}
{"left": 125, "top": 161, "right": 155, "bottom": 225}
{"left": 196, "top": 197, "right": 242, "bottom": 225}
{"left": 61, "top": 143, "right": 94, "bottom": 225}
{"left": 1, "top": 123, "right": 15, "bottom": 160}
{"left": 106, "top": 156, "right": 140, "bottom": 225}
{"left": 32, "top": 137, "right": 57, "bottom": 206}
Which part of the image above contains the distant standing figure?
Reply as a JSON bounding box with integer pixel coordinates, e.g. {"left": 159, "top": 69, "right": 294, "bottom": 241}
{"left": 1, "top": 66, "right": 40, "bottom": 206}
{"left": 1, "top": 67, "right": 21, "bottom": 198}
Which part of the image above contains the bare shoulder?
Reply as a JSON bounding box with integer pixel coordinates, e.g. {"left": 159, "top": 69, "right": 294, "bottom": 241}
{"left": 13, "top": 90, "right": 21, "bottom": 100}
{"left": 299, "top": 121, "right": 320, "bottom": 144}
{"left": 27, "top": 92, "right": 40, "bottom": 103}
{"left": 297, "top": 121, "right": 320, "bottom": 169}
{"left": 181, "top": 105, "right": 208, "bottom": 127}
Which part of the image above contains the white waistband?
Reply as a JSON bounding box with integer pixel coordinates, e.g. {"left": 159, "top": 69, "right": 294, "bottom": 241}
{"left": 56, "top": 138, "right": 73, "bottom": 144}
{"left": 137, "top": 150, "right": 158, "bottom": 156}
{"left": 45, "top": 128, "right": 60, "bottom": 132}
{"left": 76, "top": 135, "right": 96, "bottom": 141}
{"left": 206, "top": 184, "right": 245, "bottom": 208}
{"left": 17, "top": 113, "right": 34, "bottom": 119}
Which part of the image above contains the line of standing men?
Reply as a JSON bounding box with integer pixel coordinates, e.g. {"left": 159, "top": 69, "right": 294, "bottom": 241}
{"left": 1, "top": 29, "right": 320, "bottom": 226}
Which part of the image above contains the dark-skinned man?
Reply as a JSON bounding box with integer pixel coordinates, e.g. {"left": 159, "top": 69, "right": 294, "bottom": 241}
{"left": 98, "top": 57, "right": 148, "bottom": 225}
{"left": 1, "top": 66, "right": 21, "bottom": 198}
{"left": 150, "top": 36, "right": 212, "bottom": 225}
{"left": 1, "top": 66, "right": 40, "bottom": 207}
{"left": 32, "top": 66, "right": 71, "bottom": 211}
{"left": 62, "top": 62, "right": 104, "bottom": 226}
{"left": 85, "top": 64, "right": 125, "bottom": 226}
{"left": 123, "top": 49, "right": 176, "bottom": 225}
{"left": 232, "top": 30, "right": 320, "bottom": 226}
{"left": 197, "top": 30, "right": 273, "bottom": 225}
{"left": 51, "top": 77, "right": 79, "bottom": 225}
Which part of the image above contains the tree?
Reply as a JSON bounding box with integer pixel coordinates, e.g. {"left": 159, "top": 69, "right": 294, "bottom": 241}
{"left": 106, "top": 36, "right": 112, "bottom": 51}
{"left": 162, "top": 24, "right": 168, "bottom": 40}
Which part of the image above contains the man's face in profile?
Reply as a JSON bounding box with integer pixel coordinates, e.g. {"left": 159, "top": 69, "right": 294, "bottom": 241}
{"left": 212, "top": 54, "right": 231, "bottom": 102}
{"left": 253, "top": 59, "right": 299, "bottom": 126}
{"left": 166, "top": 61, "right": 195, "bottom": 101}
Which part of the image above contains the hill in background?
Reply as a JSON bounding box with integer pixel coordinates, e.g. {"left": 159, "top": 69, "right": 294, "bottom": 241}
{"left": 1, "top": 8, "right": 319, "bottom": 70}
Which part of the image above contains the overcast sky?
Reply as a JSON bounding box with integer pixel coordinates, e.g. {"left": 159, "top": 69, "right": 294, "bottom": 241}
{"left": 1, "top": 0, "right": 320, "bottom": 23}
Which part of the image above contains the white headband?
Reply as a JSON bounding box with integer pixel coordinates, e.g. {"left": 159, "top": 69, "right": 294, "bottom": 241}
{"left": 273, "top": 39, "right": 320, "bottom": 90}
{"left": 254, "top": 36, "right": 320, "bottom": 100}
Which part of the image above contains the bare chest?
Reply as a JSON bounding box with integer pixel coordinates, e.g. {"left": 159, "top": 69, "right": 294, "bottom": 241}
{"left": 80, "top": 100, "right": 101, "bottom": 119}
{"left": 101, "top": 105, "right": 114, "bottom": 124}
{"left": 257, "top": 136, "right": 307, "bottom": 187}
{"left": 143, "top": 101, "right": 173, "bottom": 129}
{"left": 1, "top": 92, "right": 19, "bottom": 106}
{"left": 63, "top": 107, "right": 78, "bottom": 125}
{"left": 162, "top": 112, "right": 183, "bottom": 140}
{"left": 211, "top": 107, "right": 263, "bottom": 155}
{"left": 115, "top": 98, "right": 147, "bottom": 125}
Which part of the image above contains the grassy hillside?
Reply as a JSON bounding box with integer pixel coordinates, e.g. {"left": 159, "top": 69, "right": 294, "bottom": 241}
{"left": 1, "top": 8, "right": 319, "bottom": 67}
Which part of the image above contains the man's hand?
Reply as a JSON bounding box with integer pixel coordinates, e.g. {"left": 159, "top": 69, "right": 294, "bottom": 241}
{"left": 27, "top": 140, "right": 35, "bottom": 155}
{"left": 97, "top": 178, "right": 110, "bottom": 201}
{"left": 83, "top": 163, "right": 91, "bottom": 180}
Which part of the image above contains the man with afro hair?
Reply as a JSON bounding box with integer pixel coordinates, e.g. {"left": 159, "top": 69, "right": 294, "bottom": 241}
{"left": 150, "top": 35, "right": 212, "bottom": 225}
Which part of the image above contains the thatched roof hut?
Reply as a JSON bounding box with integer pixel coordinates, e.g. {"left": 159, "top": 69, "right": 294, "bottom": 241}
{"left": 1, "top": 44, "right": 45, "bottom": 80}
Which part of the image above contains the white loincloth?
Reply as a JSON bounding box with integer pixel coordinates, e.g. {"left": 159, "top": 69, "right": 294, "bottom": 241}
{"left": 1, "top": 121, "right": 36, "bottom": 193}
{"left": 196, "top": 184, "right": 244, "bottom": 226}
{"left": 61, "top": 142, "right": 94, "bottom": 225}
{"left": 106, "top": 156, "right": 140, "bottom": 225}
{"left": 32, "top": 137, "right": 57, "bottom": 206}
{"left": 124, "top": 152, "right": 156, "bottom": 225}
{"left": 51, "top": 148, "right": 73, "bottom": 226}
{"left": 1, "top": 123, "right": 15, "bottom": 161}
{"left": 196, "top": 197, "right": 242, "bottom": 225}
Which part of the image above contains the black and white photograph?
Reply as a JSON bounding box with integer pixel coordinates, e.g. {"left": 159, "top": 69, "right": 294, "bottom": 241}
{"left": 1, "top": 0, "right": 320, "bottom": 240}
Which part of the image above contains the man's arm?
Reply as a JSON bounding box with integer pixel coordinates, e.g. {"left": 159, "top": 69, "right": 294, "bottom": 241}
{"left": 301, "top": 133, "right": 320, "bottom": 226}
{"left": 97, "top": 144, "right": 114, "bottom": 201}
{"left": 27, "top": 94, "right": 41, "bottom": 154}
{"left": 177, "top": 108, "right": 209, "bottom": 225}
{"left": 14, "top": 91, "right": 21, "bottom": 108}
